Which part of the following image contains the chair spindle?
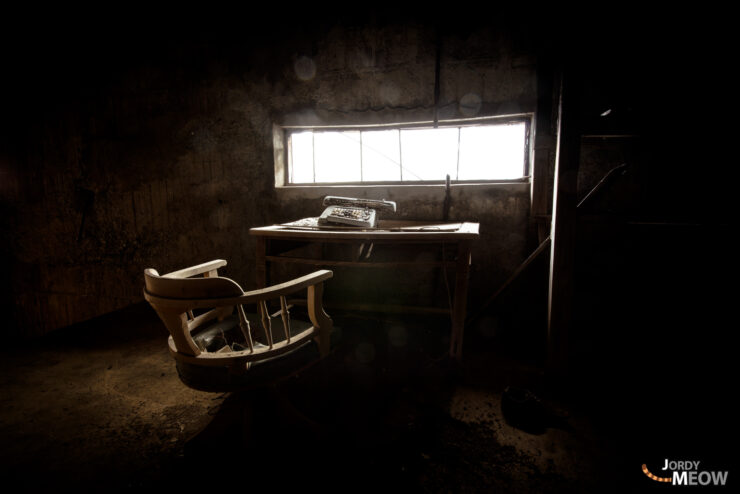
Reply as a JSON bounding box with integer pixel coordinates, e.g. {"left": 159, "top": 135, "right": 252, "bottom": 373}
{"left": 279, "top": 296, "right": 291, "bottom": 343}
{"left": 237, "top": 305, "right": 254, "bottom": 352}
{"left": 259, "top": 300, "right": 274, "bottom": 349}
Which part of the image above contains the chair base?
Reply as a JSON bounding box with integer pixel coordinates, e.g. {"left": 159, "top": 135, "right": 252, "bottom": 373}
{"left": 182, "top": 386, "right": 325, "bottom": 466}
{"left": 177, "top": 323, "right": 343, "bottom": 393}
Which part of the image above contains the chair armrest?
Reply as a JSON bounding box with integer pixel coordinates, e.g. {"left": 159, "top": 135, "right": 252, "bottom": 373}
{"left": 164, "top": 259, "right": 228, "bottom": 279}
{"left": 240, "top": 269, "right": 333, "bottom": 302}
{"left": 169, "top": 326, "right": 319, "bottom": 366}
{"left": 146, "top": 270, "right": 333, "bottom": 309}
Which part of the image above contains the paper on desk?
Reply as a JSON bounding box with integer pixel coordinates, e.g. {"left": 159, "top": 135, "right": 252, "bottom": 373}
{"left": 277, "top": 218, "right": 462, "bottom": 232}
{"left": 394, "top": 223, "right": 462, "bottom": 231}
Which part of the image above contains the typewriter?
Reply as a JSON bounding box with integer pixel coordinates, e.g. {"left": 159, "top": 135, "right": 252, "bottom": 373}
{"left": 318, "top": 196, "right": 397, "bottom": 228}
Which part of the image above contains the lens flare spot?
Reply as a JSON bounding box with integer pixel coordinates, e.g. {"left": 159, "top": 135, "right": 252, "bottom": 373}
{"left": 294, "top": 56, "right": 316, "bottom": 81}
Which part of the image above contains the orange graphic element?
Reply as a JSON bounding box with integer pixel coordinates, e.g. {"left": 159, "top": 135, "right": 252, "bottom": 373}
{"left": 642, "top": 464, "right": 672, "bottom": 482}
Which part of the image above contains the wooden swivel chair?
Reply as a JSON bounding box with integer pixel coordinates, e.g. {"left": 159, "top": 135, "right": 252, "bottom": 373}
{"left": 144, "top": 260, "right": 336, "bottom": 476}
{"left": 143, "top": 259, "right": 334, "bottom": 392}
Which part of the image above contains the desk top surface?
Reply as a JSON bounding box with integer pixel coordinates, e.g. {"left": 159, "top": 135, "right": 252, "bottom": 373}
{"left": 250, "top": 218, "right": 479, "bottom": 240}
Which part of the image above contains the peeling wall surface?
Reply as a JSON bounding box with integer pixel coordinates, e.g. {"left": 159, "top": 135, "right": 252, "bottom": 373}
{"left": 1, "top": 13, "right": 541, "bottom": 338}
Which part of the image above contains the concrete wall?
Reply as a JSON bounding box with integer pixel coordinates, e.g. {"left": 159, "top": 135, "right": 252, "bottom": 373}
{"left": 1, "top": 16, "right": 539, "bottom": 338}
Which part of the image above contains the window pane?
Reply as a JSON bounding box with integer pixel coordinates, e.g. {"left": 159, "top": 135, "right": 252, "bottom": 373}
{"left": 286, "top": 120, "right": 527, "bottom": 184}
{"left": 400, "top": 128, "right": 459, "bottom": 181}
{"left": 289, "top": 131, "right": 315, "bottom": 183}
{"left": 361, "top": 129, "right": 401, "bottom": 181}
{"left": 314, "top": 131, "right": 361, "bottom": 182}
{"left": 458, "top": 123, "right": 525, "bottom": 180}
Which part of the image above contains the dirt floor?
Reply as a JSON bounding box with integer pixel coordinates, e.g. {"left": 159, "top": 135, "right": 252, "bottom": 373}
{"left": 0, "top": 302, "right": 667, "bottom": 493}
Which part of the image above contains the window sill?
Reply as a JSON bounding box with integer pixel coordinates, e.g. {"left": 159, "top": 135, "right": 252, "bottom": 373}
{"left": 275, "top": 181, "right": 530, "bottom": 200}
{"left": 278, "top": 178, "right": 529, "bottom": 188}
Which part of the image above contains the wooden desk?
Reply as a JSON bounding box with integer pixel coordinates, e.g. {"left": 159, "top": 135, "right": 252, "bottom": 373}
{"left": 249, "top": 219, "right": 480, "bottom": 359}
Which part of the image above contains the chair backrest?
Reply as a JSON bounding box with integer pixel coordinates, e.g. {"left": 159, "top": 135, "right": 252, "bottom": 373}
{"left": 144, "top": 260, "right": 244, "bottom": 356}
{"left": 143, "top": 260, "right": 334, "bottom": 379}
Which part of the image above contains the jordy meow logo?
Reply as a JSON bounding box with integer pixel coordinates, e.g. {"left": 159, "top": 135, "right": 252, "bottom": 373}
{"left": 642, "top": 459, "right": 729, "bottom": 486}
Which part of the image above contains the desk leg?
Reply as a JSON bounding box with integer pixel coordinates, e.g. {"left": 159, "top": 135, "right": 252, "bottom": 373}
{"left": 450, "top": 240, "right": 472, "bottom": 360}
{"left": 255, "top": 237, "right": 267, "bottom": 288}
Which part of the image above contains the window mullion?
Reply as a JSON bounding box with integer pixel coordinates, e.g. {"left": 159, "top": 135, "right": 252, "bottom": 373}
{"left": 359, "top": 131, "right": 363, "bottom": 182}
{"left": 311, "top": 131, "right": 316, "bottom": 183}
{"left": 456, "top": 127, "right": 461, "bottom": 181}
{"left": 398, "top": 129, "right": 403, "bottom": 181}
{"left": 288, "top": 134, "right": 293, "bottom": 183}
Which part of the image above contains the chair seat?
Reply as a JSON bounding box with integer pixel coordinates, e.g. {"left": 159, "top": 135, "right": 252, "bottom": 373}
{"left": 177, "top": 313, "right": 322, "bottom": 392}
{"left": 144, "top": 261, "right": 334, "bottom": 393}
{"left": 191, "top": 313, "right": 315, "bottom": 352}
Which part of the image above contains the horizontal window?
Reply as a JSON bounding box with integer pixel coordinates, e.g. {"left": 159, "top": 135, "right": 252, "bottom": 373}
{"left": 279, "top": 116, "right": 531, "bottom": 185}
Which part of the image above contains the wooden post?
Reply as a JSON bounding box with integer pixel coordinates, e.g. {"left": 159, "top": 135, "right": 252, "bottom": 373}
{"left": 532, "top": 56, "right": 557, "bottom": 245}
{"left": 547, "top": 66, "right": 581, "bottom": 372}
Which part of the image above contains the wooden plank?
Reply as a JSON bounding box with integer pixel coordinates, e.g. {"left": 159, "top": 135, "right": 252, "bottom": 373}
{"left": 547, "top": 66, "right": 581, "bottom": 372}
{"left": 532, "top": 57, "right": 556, "bottom": 244}
{"left": 576, "top": 163, "right": 628, "bottom": 209}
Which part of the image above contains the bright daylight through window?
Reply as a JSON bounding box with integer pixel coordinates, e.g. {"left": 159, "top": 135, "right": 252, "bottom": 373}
{"left": 285, "top": 118, "right": 529, "bottom": 184}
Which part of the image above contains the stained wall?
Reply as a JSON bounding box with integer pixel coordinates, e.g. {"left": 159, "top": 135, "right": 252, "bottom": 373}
{"left": 1, "top": 14, "right": 541, "bottom": 338}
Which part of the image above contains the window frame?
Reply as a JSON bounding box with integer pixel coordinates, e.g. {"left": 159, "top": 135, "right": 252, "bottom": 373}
{"left": 274, "top": 114, "right": 533, "bottom": 187}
